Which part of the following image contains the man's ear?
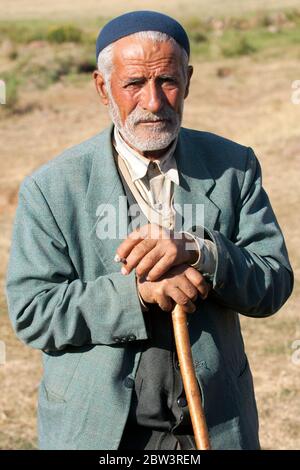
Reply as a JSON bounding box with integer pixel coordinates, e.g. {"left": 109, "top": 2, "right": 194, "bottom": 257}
{"left": 93, "top": 70, "right": 109, "bottom": 106}
{"left": 184, "top": 65, "right": 193, "bottom": 99}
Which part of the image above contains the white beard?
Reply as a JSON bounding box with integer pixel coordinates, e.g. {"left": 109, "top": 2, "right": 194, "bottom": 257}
{"left": 106, "top": 86, "right": 183, "bottom": 152}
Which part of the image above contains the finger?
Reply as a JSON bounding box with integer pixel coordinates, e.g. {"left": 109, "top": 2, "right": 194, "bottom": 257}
{"left": 167, "top": 285, "right": 196, "bottom": 313}
{"left": 145, "top": 254, "right": 176, "bottom": 281}
{"left": 156, "top": 293, "right": 174, "bottom": 312}
{"left": 175, "top": 276, "right": 199, "bottom": 302}
{"left": 121, "top": 239, "right": 157, "bottom": 275}
{"left": 115, "top": 225, "right": 150, "bottom": 261}
{"left": 184, "top": 267, "right": 210, "bottom": 299}
{"left": 116, "top": 223, "right": 165, "bottom": 262}
{"left": 135, "top": 247, "right": 164, "bottom": 278}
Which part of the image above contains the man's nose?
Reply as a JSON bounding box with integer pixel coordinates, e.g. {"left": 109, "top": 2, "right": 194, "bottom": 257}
{"left": 141, "top": 81, "right": 164, "bottom": 113}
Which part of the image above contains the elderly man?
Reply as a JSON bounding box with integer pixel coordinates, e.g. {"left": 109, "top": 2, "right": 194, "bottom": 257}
{"left": 6, "top": 11, "right": 293, "bottom": 450}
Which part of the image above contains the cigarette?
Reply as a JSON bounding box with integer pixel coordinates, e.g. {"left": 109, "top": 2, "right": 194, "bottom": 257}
{"left": 114, "top": 254, "right": 127, "bottom": 264}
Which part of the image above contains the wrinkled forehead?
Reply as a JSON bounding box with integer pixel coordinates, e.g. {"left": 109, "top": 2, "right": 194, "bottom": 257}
{"left": 112, "top": 35, "right": 183, "bottom": 74}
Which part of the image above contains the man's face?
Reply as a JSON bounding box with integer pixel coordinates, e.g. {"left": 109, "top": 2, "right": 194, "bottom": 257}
{"left": 96, "top": 36, "right": 193, "bottom": 153}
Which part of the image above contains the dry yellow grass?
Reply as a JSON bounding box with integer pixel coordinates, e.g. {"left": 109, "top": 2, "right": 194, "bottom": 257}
{"left": 2, "top": 0, "right": 300, "bottom": 21}
{"left": 0, "top": 1, "right": 299, "bottom": 450}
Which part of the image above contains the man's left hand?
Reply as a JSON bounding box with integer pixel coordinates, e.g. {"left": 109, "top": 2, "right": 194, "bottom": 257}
{"left": 115, "top": 223, "right": 199, "bottom": 281}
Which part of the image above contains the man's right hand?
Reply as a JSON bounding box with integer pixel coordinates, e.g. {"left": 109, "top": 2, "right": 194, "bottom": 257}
{"left": 136, "top": 264, "right": 210, "bottom": 314}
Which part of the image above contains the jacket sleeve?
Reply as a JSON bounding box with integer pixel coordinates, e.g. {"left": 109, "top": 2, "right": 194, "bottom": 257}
{"left": 189, "top": 147, "right": 293, "bottom": 317}
{"left": 5, "top": 176, "right": 149, "bottom": 351}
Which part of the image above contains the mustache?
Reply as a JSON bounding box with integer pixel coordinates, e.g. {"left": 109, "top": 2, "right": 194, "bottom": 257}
{"left": 127, "top": 106, "right": 178, "bottom": 125}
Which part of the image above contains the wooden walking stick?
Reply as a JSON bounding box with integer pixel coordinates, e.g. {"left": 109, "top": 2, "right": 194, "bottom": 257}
{"left": 172, "top": 303, "right": 211, "bottom": 450}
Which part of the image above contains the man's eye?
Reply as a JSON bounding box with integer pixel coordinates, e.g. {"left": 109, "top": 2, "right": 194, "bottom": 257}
{"left": 125, "top": 81, "right": 143, "bottom": 88}
{"left": 161, "top": 78, "right": 177, "bottom": 85}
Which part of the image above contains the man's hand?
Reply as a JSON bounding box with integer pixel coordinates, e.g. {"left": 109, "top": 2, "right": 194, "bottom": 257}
{"left": 115, "top": 223, "right": 199, "bottom": 281}
{"left": 137, "top": 264, "right": 210, "bottom": 314}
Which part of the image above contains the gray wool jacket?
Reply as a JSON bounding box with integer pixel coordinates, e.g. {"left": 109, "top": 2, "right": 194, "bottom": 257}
{"left": 6, "top": 125, "right": 293, "bottom": 449}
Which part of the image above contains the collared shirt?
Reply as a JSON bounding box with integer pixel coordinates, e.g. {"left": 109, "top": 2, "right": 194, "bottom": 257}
{"left": 114, "top": 126, "right": 179, "bottom": 185}
{"left": 114, "top": 127, "right": 179, "bottom": 224}
{"left": 113, "top": 126, "right": 217, "bottom": 278}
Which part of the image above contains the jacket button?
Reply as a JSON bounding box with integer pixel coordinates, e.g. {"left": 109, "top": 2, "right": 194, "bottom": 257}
{"left": 217, "top": 281, "right": 224, "bottom": 289}
{"left": 124, "top": 377, "right": 134, "bottom": 389}
{"left": 177, "top": 397, "right": 187, "bottom": 407}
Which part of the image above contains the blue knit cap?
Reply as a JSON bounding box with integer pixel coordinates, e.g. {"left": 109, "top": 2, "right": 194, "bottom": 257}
{"left": 96, "top": 10, "right": 190, "bottom": 61}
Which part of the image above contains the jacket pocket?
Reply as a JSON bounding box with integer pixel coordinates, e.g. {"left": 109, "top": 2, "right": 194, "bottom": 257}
{"left": 42, "top": 351, "right": 82, "bottom": 401}
{"left": 38, "top": 381, "right": 67, "bottom": 449}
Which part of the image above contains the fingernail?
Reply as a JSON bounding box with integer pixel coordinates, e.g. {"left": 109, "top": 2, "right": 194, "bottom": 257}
{"left": 121, "top": 266, "right": 128, "bottom": 275}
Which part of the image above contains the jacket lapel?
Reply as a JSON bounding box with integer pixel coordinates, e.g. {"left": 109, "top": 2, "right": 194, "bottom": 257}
{"left": 85, "top": 125, "right": 129, "bottom": 272}
{"left": 173, "top": 128, "right": 220, "bottom": 234}
{"left": 85, "top": 125, "right": 221, "bottom": 272}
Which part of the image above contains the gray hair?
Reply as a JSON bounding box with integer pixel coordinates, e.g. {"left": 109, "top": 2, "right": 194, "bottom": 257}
{"left": 97, "top": 30, "right": 189, "bottom": 86}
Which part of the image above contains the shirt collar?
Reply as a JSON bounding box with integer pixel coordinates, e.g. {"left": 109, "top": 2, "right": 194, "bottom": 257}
{"left": 113, "top": 126, "right": 179, "bottom": 185}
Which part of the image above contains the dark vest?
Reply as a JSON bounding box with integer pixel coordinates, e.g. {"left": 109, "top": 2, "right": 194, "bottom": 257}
{"left": 115, "top": 157, "right": 196, "bottom": 450}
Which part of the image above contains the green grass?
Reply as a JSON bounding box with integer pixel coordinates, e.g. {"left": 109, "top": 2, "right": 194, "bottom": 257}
{"left": 0, "top": 17, "right": 105, "bottom": 45}
{"left": 186, "top": 11, "right": 300, "bottom": 59}
{"left": 263, "top": 342, "right": 290, "bottom": 356}
{"left": 47, "top": 25, "right": 83, "bottom": 44}
{"left": 2, "top": 77, "right": 19, "bottom": 109}
{"left": 0, "top": 19, "right": 55, "bottom": 44}
{"left": 1, "top": 9, "right": 300, "bottom": 108}
{"left": 0, "top": 9, "right": 299, "bottom": 55}
{"left": 0, "top": 431, "right": 37, "bottom": 450}
{"left": 280, "top": 388, "right": 297, "bottom": 398}
{"left": 192, "top": 23, "right": 300, "bottom": 59}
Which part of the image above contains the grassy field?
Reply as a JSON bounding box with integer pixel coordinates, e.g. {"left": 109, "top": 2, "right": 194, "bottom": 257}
{"left": 2, "top": 0, "right": 300, "bottom": 20}
{"left": 0, "top": 1, "right": 299, "bottom": 450}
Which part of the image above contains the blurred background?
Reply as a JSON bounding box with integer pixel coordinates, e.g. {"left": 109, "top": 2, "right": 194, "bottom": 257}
{"left": 0, "top": 0, "right": 299, "bottom": 449}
